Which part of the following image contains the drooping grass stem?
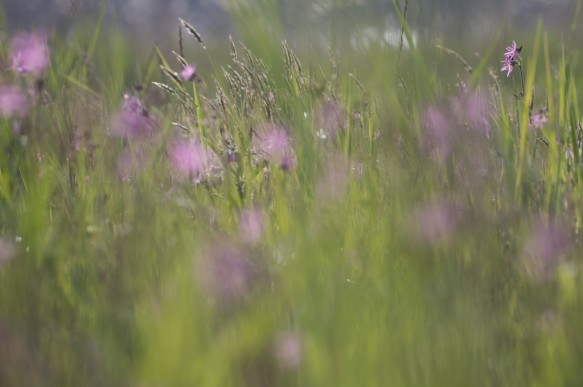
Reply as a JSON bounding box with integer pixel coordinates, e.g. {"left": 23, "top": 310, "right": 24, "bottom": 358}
{"left": 192, "top": 80, "right": 206, "bottom": 145}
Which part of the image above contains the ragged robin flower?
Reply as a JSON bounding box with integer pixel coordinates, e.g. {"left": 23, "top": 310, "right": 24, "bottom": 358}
{"left": 10, "top": 32, "right": 49, "bottom": 77}
{"left": 501, "top": 40, "right": 522, "bottom": 77}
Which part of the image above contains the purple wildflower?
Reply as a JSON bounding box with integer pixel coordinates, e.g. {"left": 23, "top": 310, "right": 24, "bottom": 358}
{"left": 168, "top": 138, "right": 221, "bottom": 184}
{"left": 530, "top": 109, "right": 549, "bottom": 129}
{"left": 169, "top": 140, "right": 201, "bottom": 175}
{"left": 110, "top": 94, "right": 158, "bottom": 138}
{"left": 450, "top": 85, "right": 492, "bottom": 138}
{"left": 72, "top": 128, "right": 82, "bottom": 153}
{"left": 273, "top": 331, "right": 302, "bottom": 370}
{"left": 501, "top": 40, "right": 521, "bottom": 77}
{"left": 422, "top": 105, "right": 452, "bottom": 158}
{"left": 117, "top": 147, "right": 148, "bottom": 182}
{"left": 198, "top": 244, "right": 260, "bottom": 305}
{"left": 501, "top": 58, "right": 514, "bottom": 77}
{"left": 463, "top": 92, "right": 491, "bottom": 137}
{"left": 122, "top": 94, "right": 148, "bottom": 115}
{"left": 71, "top": 127, "right": 97, "bottom": 155}
{"left": 411, "top": 201, "right": 457, "bottom": 244}
{"left": 316, "top": 100, "right": 348, "bottom": 139}
{"left": 522, "top": 220, "right": 573, "bottom": 282}
{"left": 10, "top": 32, "right": 49, "bottom": 76}
{"left": 252, "top": 124, "right": 296, "bottom": 170}
{"left": 0, "top": 86, "right": 28, "bottom": 118}
{"left": 280, "top": 154, "right": 296, "bottom": 171}
{"left": 180, "top": 63, "right": 198, "bottom": 82}
{"left": 239, "top": 208, "right": 265, "bottom": 244}
{"left": 0, "top": 238, "right": 16, "bottom": 268}
{"left": 504, "top": 40, "right": 521, "bottom": 60}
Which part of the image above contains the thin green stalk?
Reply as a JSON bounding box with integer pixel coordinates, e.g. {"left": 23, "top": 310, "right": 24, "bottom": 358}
{"left": 192, "top": 80, "right": 206, "bottom": 144}
{"left": 514, "top": 20, "right": 543, "bottom": 202}
{"left": 543, "top": 33, "right": 554, "bottom": 122}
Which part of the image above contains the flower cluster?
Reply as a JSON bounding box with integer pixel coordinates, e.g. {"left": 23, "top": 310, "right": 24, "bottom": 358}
{"left": 0, "top": 31, "right": 49, "bottom": 120}
{"left": 501, "top": 40, "right": 521, "bottom": 77}
{"left": 422, "top": 83, "right": 491, "bottom": 160}
{"left": 110, "top": 94, "right": 158, "bottom": 138}
{"left": 197, "top": 243, "right": 262, "bottom": 306}
{"left": 0, "top": 87, "right": 29, "bottom": 118}
{"left": 168, "top": 138, "right": 221, "bottom": 185}
{"left": 315, "top": 99, "right": 348, "bottom": 139}
{"left": 521, "top": 220, "right": 573, "bottom": 282}
{"left": 530, "top": 109, "right": 549, "bottom": 129}
{"left": 10, "top": 32, "right": 49, "bottom": 77}
{"left": 180, "top": 63, "right": 198, "bottom": 82}
{"left": 252, "top": 123, "right": 296, "bottom": 171}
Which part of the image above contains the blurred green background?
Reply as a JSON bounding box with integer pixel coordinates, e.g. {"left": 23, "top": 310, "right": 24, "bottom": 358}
{"left": 0, "top": 0, "right": 582, "bottom": 386}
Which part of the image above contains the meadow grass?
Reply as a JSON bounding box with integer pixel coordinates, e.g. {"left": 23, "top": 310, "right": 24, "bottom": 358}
{"left": 0, "top": 3, "right": 582, "bottom": 386}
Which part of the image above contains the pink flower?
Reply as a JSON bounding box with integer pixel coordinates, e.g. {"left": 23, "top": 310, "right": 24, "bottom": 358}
{"left": 501, "top": 58, "right": 515, "bottom": 77}
{"left": 450, "top": 85, "right": 491, "bottom": 138}
{"left": 411, "top": 201, "right": 457, "bottom": 244}
{"left": 169, "top": 140, "right": 201, "bottom": 174}
{"left": 198, "top": 244, "right": 261, "bottom": 305}
{"left": 117, "top": 147, "right": 148, "bottom": 182}
{"left": 10, "top": 32, "right": 49, "bottom": 76}
{"left": 110, "top": 94, "right": 158, "bottom": 138}
{"left": 0, "top": 238, "right": 16, "bottom": 268}
{"left": 501, "top": 40, "right": 521, "bottom": 78}
{"left": 0, "top": 86, "right": 28, "bottom": 118}
{"left": 180, "top": 64, "right": 198, "bottom": 81}
{"left": 273, "top": 331, "right": 302, "bottom": 369}
{"left": 316, "top": 100, "right": 347, "bottom": 138}
{"left": 504, "top": 40, "right": 521, "bottom": 61}
{"left": 522, "top": 220, "right": 573, "bottom": 282}
{"left": 422, "top": 106, "right": 452, "bottom": 158}
{"left": 530, "top": 109, "right": 549, "bottom": 129}
{"left": 239, "top": 208, "right": 265, "bottom": 243}
{"left": 252, "top": 124, "right": 296, "bottom": 170}
{"left": 168, "top": 138, "right": 221, "bottom": 184}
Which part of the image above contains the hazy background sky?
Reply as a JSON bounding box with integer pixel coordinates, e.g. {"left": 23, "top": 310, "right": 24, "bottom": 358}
{"left": 2, "top": 0, "right": 578, "bottom": 46}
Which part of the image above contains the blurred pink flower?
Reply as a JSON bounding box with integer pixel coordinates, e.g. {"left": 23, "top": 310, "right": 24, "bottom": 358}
{"left": 169, "top": 140, "right": 200, "bottom": 174}
{"left": 180, "top": 64, "right": 197, "bottom": 81}
{"left": 10, "top": 32, "right": 49, "bottom": 76}
{"left": 0, "top": 86, "right": 28, "bottom": 118}
{"left": 457, "top": 90, "right": 491, "bottom": 138}
{"left": 252, "top": 124, "right": 296, "bottom": 170}
{"left": 117, "top": 147, "right": 148, "bottom": 182}
{"left": 239, "top": 208, "right": 265, "bottom": 244}
{"left": 168, "top": 138, "right": 221, "bottom": 184}
{"left": 0, "top": 238, "right": 16, "bottom": 268}
{"left": 422, "top": 106, "right": 452, "bottom": 158}
{"left": 110, "top": 94, "right": 158, "bottom": 138}
{"left": 411, "top": 201, "right": 457, "bottom": 244}
{"left": 273, "top": 331, "right": 302, "bottom": 370}
{"left": 316, "top": 100, "right": 347, "bottom": 139}
{"left": 199, "top": 244, "right": 260, "bottom": 305}
{"left": 522, "top": 220, "right": 573, "bottom": 281}
{"left": 530, "top": 109, "right": 549, "bottom": 129}
{"left": 422, "top": 85, "right": 492, "bottom": 171}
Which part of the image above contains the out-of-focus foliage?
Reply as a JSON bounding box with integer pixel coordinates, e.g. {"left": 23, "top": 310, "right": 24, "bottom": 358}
{"left": 1, "top": 0, "right": 583, "bottom": 386}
